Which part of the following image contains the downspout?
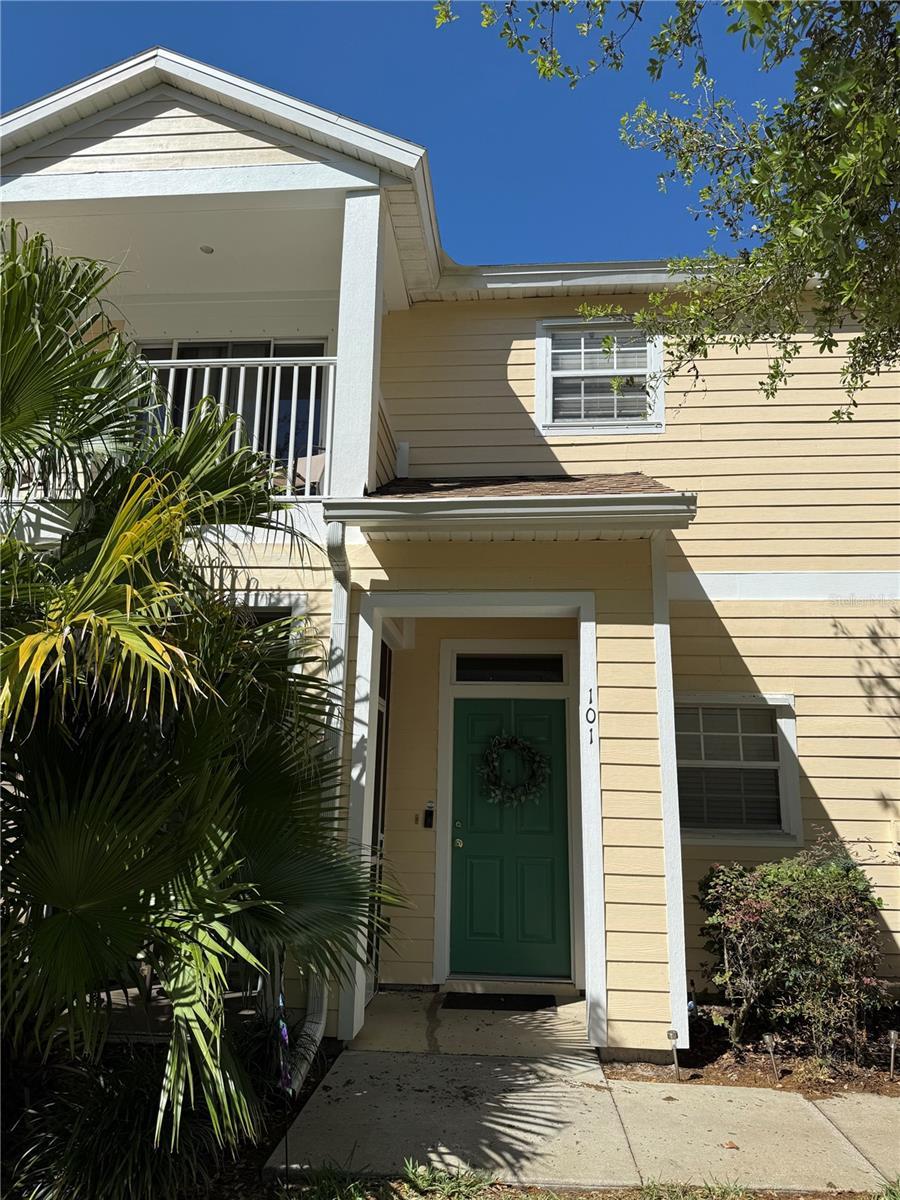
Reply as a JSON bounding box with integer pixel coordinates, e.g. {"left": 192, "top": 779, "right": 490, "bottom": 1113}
{"left": 325, "top": 519, "right": 351, "bottom": 764}
{"left": 287, "top": 520, "right": 350, "bottom": 1092}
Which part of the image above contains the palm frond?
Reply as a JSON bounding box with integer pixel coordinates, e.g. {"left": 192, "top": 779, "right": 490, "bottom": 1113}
{"left": 0, "top": 219, "right": 151, "bottom": 490}
{"left": 1, "top": 474, "right": 208, "bottom": 732}
{"left": 1, "top": 225, "right": 384, "bottom": 1166}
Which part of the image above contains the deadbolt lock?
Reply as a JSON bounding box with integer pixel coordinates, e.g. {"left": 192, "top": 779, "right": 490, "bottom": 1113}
{"left": 454, "top": 838, "right": 464, "bottom": 848}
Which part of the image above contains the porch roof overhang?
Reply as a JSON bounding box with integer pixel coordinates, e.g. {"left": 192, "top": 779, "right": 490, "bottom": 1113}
{"left": 323, "top": 473, "right": 697, "bottom": 541}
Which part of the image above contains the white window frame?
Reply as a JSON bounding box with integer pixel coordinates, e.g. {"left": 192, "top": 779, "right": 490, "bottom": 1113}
{"left": 534, "top": 318, "right": 665, "bottom": 437}
{"left": 140, "top": 336, "right": 330, "bottom": 359}
{"left": 675, "top": 692, "right": 802, "bottom": 846}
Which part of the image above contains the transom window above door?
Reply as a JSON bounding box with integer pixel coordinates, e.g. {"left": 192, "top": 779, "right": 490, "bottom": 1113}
{"left": 455, "top": 654, "right": 566, "bottom": 683}
{"left": 534, "top": 320, "right": 664, "bottom": 435}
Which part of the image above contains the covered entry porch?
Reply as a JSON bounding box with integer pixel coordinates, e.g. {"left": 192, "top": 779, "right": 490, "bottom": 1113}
{"left": 342, "top": 596, "right": 604, "bottom": 1044}
{"left": 324, "top": 475, "right": 697, "bottom": 1054}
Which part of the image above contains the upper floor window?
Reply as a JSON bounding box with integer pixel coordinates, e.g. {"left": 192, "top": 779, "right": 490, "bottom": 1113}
{"left": 534, "top": 320, "right": 664, "bottom": 436}
{"left": 675, "top": 695, "right": 801, "bottom": 843}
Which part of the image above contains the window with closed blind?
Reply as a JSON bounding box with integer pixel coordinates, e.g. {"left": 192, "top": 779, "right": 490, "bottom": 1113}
{"left": 534, "top": 320, "right": 664, "bottom": 435}
{"left": 675, "top": 697, "right": 801, "bottom": 841}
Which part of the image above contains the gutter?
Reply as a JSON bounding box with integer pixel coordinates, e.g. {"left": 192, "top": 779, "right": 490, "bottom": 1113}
{"left": 325, "top": 518, "right": 351, "bottom": 761}
{"left": 323, "top": 490, "right": 698, "bottom": 534}
{"left": 287, "top": 520, "right": 351, "bottom": 1084}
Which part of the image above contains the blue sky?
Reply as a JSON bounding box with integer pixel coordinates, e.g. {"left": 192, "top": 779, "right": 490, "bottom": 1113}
{"left": 1, "top": 1, "right": 791, "bottom": 265}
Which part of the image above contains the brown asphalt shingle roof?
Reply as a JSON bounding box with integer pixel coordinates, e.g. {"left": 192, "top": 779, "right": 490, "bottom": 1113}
{"left": 369, "top": 473, "right": 675, "bottom": 499}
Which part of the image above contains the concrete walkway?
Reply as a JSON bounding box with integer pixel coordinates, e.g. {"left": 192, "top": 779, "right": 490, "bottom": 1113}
{"left": 268, "top": 994, "right": 899, "bottom": 1190}
{"left": 268, "top": 1050, "right": 898, "bottom": 1189}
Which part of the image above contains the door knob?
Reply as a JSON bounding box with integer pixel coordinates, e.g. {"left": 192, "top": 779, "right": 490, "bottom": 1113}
{"left": 454, "top": 838, "right": 464, "bottom": 848}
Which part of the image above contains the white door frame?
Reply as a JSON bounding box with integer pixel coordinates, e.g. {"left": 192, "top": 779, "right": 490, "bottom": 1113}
{"left": 338, "top": 590, "right": 606, "bottom": 1047}
{"left": 436, "top": 639, "right": 584, "bottom": 990}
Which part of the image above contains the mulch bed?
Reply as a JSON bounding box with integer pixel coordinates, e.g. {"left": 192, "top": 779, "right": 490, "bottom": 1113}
{"left": 603, "top": 1006, "right": 900, "bottom": 1099}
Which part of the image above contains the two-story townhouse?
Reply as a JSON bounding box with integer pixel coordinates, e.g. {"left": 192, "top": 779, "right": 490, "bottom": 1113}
{"left": 2, "top": 48, "right": 897, "bottom": 1058}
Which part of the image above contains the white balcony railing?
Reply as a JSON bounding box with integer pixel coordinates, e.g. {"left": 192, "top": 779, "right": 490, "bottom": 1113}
{"left": 151, "top": 356, "right": 336, "bottom": 499}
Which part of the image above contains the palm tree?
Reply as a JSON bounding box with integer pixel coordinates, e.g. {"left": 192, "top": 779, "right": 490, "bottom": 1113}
{"left": 1, "top": 221, "right": 381, "bottom": 1173}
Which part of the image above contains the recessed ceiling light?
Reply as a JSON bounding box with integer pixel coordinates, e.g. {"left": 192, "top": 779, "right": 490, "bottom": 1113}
{"left": 199, "top": 244, "right": 215, "bottom": 255}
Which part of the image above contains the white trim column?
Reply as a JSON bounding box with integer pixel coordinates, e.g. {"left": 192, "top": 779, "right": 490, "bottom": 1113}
{"left": 337, "top": 595, "right": 383, "bottom": 1041}
{"left": 330, "top": 189, "right": 384, "bottom": 497}
{"left": 578, "top": 598, "right": 607, "bottom": 1046}
{"left": 652, "top": 531, "right": 690, "bottom": 1046}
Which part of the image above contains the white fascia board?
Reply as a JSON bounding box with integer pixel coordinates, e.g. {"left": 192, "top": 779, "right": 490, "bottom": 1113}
{"left": 0, "top": 49, "right": 161, "bottom": 149}
{"left": 152, "top": 50, "right": 424, "bottom": 170}
{"left": 435, "top": 259, "right": 685, "bottom": 294}
{"left": 324, "top": 491, "right": 697, "bottom": 532}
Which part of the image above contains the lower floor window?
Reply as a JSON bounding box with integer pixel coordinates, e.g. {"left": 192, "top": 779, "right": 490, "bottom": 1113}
{"left": 675, "top": 701, "right": 791, "bottom": 833}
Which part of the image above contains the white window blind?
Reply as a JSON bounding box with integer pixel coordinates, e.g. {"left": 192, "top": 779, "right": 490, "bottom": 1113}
{"left": 675, "top": 704, "right": 783, "bottom": 830}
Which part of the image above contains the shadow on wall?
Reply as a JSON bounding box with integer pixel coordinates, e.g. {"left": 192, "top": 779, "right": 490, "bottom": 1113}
{"left": 381, "top": 309, "right": 691, "bottom": 483}
{"left": 669, "top": 550, "right": 899, "bottom": 990}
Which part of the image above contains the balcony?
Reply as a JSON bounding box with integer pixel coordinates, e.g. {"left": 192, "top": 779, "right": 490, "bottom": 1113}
{"left": 149, "top": 353, "right": 337, "bottom": 499}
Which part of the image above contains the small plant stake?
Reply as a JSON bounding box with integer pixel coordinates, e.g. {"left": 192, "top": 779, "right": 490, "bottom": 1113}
{"left": 889, "top": 1030, "right": 898, "bottom": 1082}
{"left": 667, "top": 1028, "right": 681, "bottom": 1082}
{"left": 762, "top": 1032, "right": 780, "bottom": 1083}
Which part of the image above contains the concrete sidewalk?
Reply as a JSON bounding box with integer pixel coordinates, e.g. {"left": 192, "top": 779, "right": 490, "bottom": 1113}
{"left": 268, "top": 1049, "right": 899, "bottom": 1190}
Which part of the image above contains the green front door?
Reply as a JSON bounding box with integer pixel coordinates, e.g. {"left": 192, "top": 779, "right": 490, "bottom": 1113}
{"left": 450, "top": 697, "right": 571, "bottom": 978}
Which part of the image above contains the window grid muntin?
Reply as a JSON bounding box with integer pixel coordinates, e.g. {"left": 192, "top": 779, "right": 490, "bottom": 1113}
{"left": 548, "top": 326, "right": 651, "bottom": 425}
{"left": 675, "top": 704, "right": 778, "bottom": 768}
{"left": 676, "top": 703, "right": 782, "bottom": 830}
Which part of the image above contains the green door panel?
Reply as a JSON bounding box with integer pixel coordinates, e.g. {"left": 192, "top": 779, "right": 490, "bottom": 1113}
{"left": 450, "top": 697, "right": 571, "bottom": 978}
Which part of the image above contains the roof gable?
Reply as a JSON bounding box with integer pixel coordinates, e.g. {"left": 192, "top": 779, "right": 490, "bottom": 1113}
{"left": 0, "top": 47, "right": 425, "bottom": 175}
{"left": 0, "top": 48, "right": 443, "bottom": 296}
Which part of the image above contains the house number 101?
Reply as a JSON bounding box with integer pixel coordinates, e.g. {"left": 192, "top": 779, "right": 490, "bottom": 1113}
{"left": 585, "top": 687, "right": 597, "bottom": 745}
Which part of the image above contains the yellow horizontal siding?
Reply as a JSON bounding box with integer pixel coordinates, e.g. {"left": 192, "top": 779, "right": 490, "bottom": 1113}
{"left": 380, "top": 298, "right": 899, "bottom": 573}
{"left": 375, "top": 401, "right": 397, "bottom": 487}
{"left": 7, "top": 97, "right": 315, "bottom": 175}
{"left": 672, "top": 598, "right": 900, "bottom": 986}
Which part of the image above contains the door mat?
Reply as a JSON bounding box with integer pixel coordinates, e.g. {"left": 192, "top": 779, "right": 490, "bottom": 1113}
{"left": 441, "top": 992, "right": 557, "bottom": 1012}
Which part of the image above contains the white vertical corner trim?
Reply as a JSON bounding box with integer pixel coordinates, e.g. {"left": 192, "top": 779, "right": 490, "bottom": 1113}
{"left": 340, "top": 590, "right": 607, "bottom": 1048}
{"left": 330, "top": 189, "right": 384, "bottom": 497}
{"left": 652, "top": 531, "right": 690, "bottom": 1048}
{"left": 577, "top": 594, "right": 607, "bottom": 1046}
{"left": 434, "top": 639, "right": 454, "bottom": 985}
{"left": 337, "top": 593, "right": 382, "bottom": 1041}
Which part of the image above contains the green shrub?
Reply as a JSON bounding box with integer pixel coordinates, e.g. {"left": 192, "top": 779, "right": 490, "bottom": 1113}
{"left": 9, "top": 1047, "right": 226, "bottom": 1200}
{"left": 698, "top": 839, "right": 887, "bottom": 1057}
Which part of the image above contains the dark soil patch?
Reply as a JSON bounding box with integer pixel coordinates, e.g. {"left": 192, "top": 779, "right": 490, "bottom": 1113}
{"left": 603, "top": 1006, "right": 900, "bottom": 1099}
